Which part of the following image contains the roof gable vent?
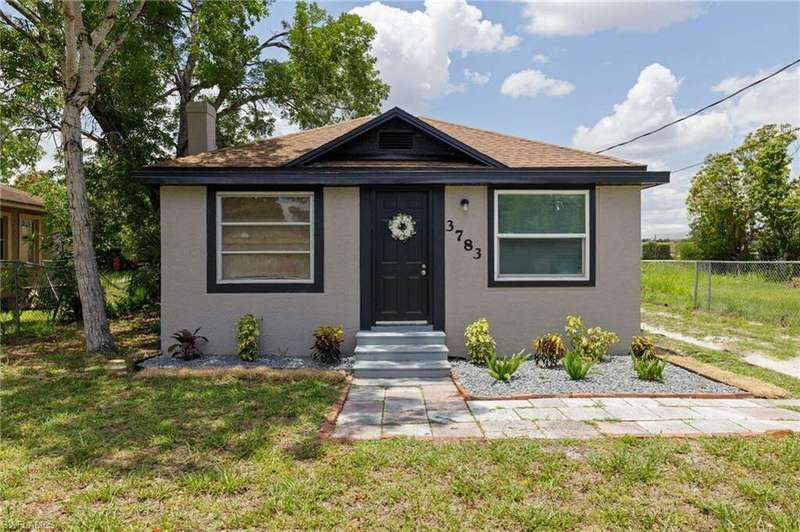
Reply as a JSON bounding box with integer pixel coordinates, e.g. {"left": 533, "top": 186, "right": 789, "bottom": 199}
{"left": 378, "top": 130, "right": 414, "bottom": 150}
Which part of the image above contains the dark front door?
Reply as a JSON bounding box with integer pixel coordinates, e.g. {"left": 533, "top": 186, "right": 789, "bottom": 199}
{"left": 372, "top": 189, "right": 432, "bottom": 323}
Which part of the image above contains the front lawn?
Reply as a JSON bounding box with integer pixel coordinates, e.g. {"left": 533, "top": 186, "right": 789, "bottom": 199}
{"left": 3, "top": 315, "right": 800, "bottom": 530}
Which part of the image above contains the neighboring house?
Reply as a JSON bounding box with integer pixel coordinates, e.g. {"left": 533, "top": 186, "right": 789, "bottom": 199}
{"left": 134, "top": 103, "right": 669, "bottom": 378}
{"left": 0, "top": 185, "right": 46, "bottom": 264}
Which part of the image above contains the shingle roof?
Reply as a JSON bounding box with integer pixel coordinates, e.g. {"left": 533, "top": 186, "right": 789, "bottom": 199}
{"left": 157, "top": 114, "right": 642, "bottom": 169}
{"left": 0, "top": 185, "right": 45, "bottom": 209}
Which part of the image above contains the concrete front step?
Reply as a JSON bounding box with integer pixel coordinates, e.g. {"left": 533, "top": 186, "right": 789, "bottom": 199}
{"left": 371, "top": 322, "right": 433, "bottom": 332}
{"left": 354, "top": 344, "right": 449, "bottom": 361}
{"left": 356, "top": 330, "right": 446, "bottom": 346}
{"left": 351, "top": 359, "right": 451, "bottom": 379}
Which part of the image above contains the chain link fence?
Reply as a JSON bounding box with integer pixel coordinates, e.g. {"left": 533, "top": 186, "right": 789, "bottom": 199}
{"left": 1, "top": 260, "right": 135, "bottom": 334}
{"left": 641, "top": 260, "right": 800, "bottom": 327}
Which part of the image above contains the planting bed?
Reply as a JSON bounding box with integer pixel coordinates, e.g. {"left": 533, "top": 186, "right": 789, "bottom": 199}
{"left": 138, "top": 353, "right": 353, "bottom": 371}
{"left": 450, "top": 355, "right": 742, "bottom": 397}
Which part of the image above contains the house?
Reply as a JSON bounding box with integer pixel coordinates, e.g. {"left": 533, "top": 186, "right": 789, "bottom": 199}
{"left": 0, "top": 185, "right": 46, "bottom": 264}
{"left": 134, "top": 103, "right": 669, "bottom": 378}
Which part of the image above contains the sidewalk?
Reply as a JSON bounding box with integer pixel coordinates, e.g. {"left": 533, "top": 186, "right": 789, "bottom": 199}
{"left": 331, "top": 379, "right": 800, "bottom": 440}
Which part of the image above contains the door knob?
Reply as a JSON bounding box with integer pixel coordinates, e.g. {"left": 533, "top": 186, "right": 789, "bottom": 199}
{"left": 421, "top": 263, "right": 427, "bottom": 276}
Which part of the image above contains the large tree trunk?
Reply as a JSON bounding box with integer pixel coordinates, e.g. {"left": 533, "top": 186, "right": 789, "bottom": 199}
{"left": 61, "top": 100, "right": 116, "bottom": 352}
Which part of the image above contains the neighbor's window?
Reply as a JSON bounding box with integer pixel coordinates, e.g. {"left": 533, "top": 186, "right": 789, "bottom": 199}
{"left": 493, "top": 190, "right": 590, "bottom": 281}
{"left": 216, "top": 192, "right": 314, "bottom": 283}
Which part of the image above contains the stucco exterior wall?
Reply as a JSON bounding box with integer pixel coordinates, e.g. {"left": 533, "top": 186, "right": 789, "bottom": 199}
{"left": 443, "top": 185, "right": 641, "bottom": 357}
{"left": 160, "top": 186, "right": 360, "bottom": 356}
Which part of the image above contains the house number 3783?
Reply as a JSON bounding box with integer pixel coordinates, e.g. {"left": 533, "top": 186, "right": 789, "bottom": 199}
{"left": 446, "top": 219, "right": 482, "bottom": 260}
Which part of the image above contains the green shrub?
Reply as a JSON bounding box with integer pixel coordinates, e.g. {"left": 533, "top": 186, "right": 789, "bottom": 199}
{"left": 642, "top": 241, "right": 672, "bottom": 259}
{"left": 630, "top": 335, "right": 656, "bottom": 360}
{"left": 632, "top": 356, "right": 666, "bottom": 382}
{"left": 465, "top": 318, "right": 496, "bottom": 364}
{"left": 561, "top": 348, "right": 593, "bottom": 380}
{"left": 168, "top": 328, "right": 207, "bottom": 360}
{"left": 236, "top": 314, "right": 261, "bottom": 361}
{"left": 312, "top": 325, "right": 344, "bottom": 363}
{"left": 486, "top": 350, "right": 528, "bottom": 381}
{"left": 564, "top": 314, "right": 619, "bottom": 361}
{"left": 532, "top": 333, "right": 566, "bottom": 368}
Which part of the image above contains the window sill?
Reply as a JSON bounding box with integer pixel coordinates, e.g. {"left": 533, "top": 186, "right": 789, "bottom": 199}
{"left": 207, "top": 281, "right": 323, "bottom": 293}
{"left": 488, "top": 278, "right": 595, "bottom": 288}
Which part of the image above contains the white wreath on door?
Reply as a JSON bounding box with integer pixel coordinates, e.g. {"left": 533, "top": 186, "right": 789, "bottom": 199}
{"left": 387, "top": 213, "right": 416, "bottom": 241}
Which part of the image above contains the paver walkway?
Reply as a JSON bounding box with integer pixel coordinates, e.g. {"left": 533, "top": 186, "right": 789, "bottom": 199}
{"left": 331, "top": 378, "right": 800, "bottom": 440}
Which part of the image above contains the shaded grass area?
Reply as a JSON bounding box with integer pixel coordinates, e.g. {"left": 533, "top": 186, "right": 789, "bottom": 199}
{"left": 4, "top": 315, "right": 800, "bottom": 530}
{"left": 642, "top": 302, "right": 800, "bottom": 361}
{"left": 642, "top": 262, "right": 800, "bottom": 327}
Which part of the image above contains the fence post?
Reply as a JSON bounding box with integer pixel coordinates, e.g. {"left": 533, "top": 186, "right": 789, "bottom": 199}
{"left": 693, "top": 261, "right": 699, "bottom": 309}
{"left": 706, "top": 262, "right": 712, "bottom": 312}
{"left": 13, "top": 261, "right": 21, "bottom": 333}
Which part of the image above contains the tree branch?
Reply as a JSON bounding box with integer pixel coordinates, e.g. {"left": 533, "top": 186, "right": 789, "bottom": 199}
{"left": 93, "top": 0, "right": 146, "bottom": 74}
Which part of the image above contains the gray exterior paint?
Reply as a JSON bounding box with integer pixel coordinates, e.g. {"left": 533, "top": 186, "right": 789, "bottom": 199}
{"left": 159, "top": 184, "right": 640, "bottom": 358}
{"left": 444, "top": 185, "right": 641, "bottom": 357}
{"left": 160, "top": 186, "right": 360, "bottom": 356}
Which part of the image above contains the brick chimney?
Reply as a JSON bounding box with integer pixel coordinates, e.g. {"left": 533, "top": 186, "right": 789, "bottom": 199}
{"left": 186, "top": 101, "right": 217, "bottom": 155}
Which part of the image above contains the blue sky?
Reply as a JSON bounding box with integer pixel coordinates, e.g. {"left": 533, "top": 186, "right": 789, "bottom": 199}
{"left": 262, "top": 0, "right": 800, "bottom": 238}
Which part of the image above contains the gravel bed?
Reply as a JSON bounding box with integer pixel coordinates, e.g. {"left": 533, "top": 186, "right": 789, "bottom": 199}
{"left": 137, "top": 353, "right": 353, "bottom": 371}
{"left": 451, "top": 355, "right": 742, "bottom": 397}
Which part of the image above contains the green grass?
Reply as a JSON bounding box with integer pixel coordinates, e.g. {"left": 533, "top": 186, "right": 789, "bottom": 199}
{"left": 642, "top": 262, "right": 800, "bottom": 327}
{"left": 3, "top": 314, "right": 800, "bottom": 529}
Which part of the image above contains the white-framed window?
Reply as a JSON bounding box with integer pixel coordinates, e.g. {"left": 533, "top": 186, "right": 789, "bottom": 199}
{"left": 493, "top": 189, "right": 590, "bottom": 282}
{"left": 216, "top": 191, "right": 314, "bottom": 284}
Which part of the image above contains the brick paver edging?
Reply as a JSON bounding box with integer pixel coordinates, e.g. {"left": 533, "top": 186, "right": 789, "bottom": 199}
{"left": 318, "top": 376, "right": 353, "bottom": 440}
{"left": 450, "top": 373, "right": 753, "bottom": 402}
{"left": 656, "top": 346, "right": 792, "bottom": 399}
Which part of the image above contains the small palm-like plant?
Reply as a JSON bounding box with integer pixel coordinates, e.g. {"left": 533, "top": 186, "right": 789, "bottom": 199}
{"left": 561, "top": 348, "right": 593, "bottom": 380}
{"left": 633, "top": 356, "right": 666, "bottom": 382}
{"left": 168, "top": 327, "right": 208, "bottom": 360}
{"left": 486, "top": 350, "right": 528, "bottom": 381}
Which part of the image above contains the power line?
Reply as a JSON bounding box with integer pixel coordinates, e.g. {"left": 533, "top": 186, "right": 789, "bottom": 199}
{"left": 596, "top": 58, "right": 800, "bottom": 154}
{"left": 672, "top": 137, "right": 800, "bottom": 175}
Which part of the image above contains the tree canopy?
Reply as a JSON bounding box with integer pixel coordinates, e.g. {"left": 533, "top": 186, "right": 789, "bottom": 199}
{"left": 1, "top": 0, "right": 388, "bottom": 313}
{"left": 686, "top": 124, "right": 799, "bottom": 260}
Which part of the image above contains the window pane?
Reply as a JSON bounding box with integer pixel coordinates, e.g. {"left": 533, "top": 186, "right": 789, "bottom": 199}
{"left": 221, "top": 195, "right": 310, "bottom": 223}
{"left": 222, "top": 225, "right": 310, "bottom": 251}
{"left": 222, "top": 254, "right": 311, "bottom": 280}
{"left": 498, "top": 238, "right": 583, "bottom": 276}
{"left": 498, "top": 194, "right": 585, "bottom": 234}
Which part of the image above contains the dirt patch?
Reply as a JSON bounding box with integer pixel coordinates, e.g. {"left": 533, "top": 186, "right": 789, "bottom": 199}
{"left": 656, "top": 348, "right": 792, "bottom": 399}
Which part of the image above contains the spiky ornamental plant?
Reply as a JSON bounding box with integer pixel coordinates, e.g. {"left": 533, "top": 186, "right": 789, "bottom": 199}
{"left": 561, "top": 347, "right": 594, "bottom": 380}
{"left": 486, "top": 350, "right": 528, "bottom": 382}
{"left": 633, "top": 356, "right": 667, "bottom": 382}
{"left": 168, "top": 328, "right": 208, "bottom": 360}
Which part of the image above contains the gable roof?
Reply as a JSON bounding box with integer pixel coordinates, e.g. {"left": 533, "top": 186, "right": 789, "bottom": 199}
{"left": 154, "top": 108, "right": 643, "bottom": 170}
{"left": 0, "top": 184, "right": 46, "bottom": 211}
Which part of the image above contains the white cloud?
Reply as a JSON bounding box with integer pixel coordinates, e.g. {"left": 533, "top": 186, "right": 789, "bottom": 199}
{"left": 350, "top": 0, "right": 519, "bottom": 111}
{"left": 521, "top": 1, "right": 703, "bottom": 36}
{"left": 500, "top": 69, "right": 575, "bottom": 98}
{"left": 572, "top": 63, "right": 731, "bottom": 160}
{"left": 464, "top": 68, "right": 491, "bottom": 86}
{"left": 532, "top": 53, "right": 549, "bottom": 64}
{"left": 576, "top": 63, "right": 800, "bottom": 238}
{"left": 712, "top": 66, "right": 800, "bottom": 129}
